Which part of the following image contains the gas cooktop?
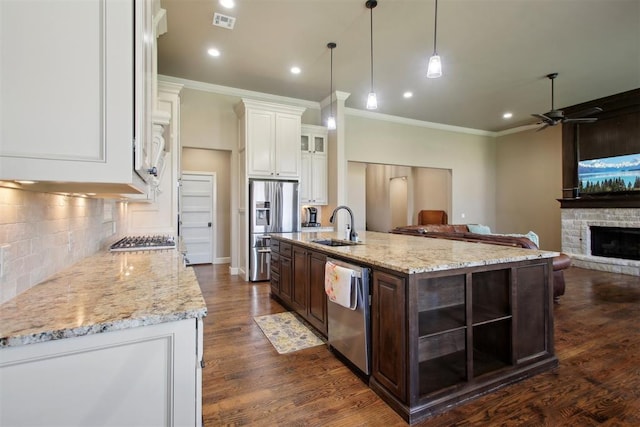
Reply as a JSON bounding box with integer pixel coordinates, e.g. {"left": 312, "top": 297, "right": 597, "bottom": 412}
{"left": 109, "top": 235, "right": 176, "bottom": 252}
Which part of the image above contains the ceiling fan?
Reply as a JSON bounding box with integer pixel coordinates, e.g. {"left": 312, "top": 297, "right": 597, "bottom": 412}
{"left": 532, "top": 73, "right": 603, "bottom": 131}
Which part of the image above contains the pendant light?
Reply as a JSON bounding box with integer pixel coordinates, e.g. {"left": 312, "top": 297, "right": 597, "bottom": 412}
{"left": 427, "top": 0, "right": 442, "bottom": 78}
{"left": 365, "top": 0, "right": 378, "bottom": 109}
{"left": 327, "top": 42, "right": 337, "bottom": 130}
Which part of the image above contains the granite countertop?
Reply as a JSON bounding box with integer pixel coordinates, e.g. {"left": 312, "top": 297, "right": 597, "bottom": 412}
{"left": 272, "top": 230, "right": 558, "bottom": 274}
{"left": 0, "top": 249, "right": 207, "bottom": 348}
{"left": 301, "top": 226, "right": 334, "bottom": 233}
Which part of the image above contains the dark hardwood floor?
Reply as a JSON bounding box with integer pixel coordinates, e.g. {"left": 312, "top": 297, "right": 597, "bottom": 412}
{"left": 194, "top": 265, "right": 640, "bottom": 426}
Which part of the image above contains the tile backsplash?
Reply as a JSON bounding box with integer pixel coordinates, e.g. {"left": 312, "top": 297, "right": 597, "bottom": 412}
{"left": 0, "top": 187, "right": 126, "bottom": 304}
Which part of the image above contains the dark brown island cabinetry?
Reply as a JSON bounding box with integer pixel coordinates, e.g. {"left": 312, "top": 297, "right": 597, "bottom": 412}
{"left": 292, "top": 245, "right": 309, "bottom": 314}
{"left": 270, "top": 233, "right": 557, "bottom": 424}
{"left": 370, "top": 259, "right": 557, "bottom": 423}
{"left": 270, "top": 239, "right": 328, "bottom": 336}
{"left": 307, "top": 251, "right": 328, "bottom": 334}
{"left": 371, "top": 271, "right": 406, "bottom": 401}
{"left": 270, "top": 239, "right": 292, "bottom": 305}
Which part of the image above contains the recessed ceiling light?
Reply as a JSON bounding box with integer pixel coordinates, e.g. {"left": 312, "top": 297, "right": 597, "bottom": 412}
{"left": 290, "top": 66, "right": 301, "bottom": 75}
{"left": 503, "top": 112, "right": 513, "bottom": 119}
{"left": 207, "top": 48, "right": 221, "bottom": 57}
{"left": 219, "top": 0, "right": 235, "bottom": 8}
{"left": 403, "top": 91, "right": 413, "bottom": 99}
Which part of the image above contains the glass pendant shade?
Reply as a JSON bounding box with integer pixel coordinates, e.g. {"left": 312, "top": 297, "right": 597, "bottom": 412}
{"left": 366, "top": 92, "right": 378, "bottom": 110}
{"left": 427, "top": 54, "right": 442, "bottom": 78}
{"left": 427, "top": 0, "right": 443, "bottom": 79}
{"left": 327, "top": 115, "right": 336, "bottom": 130}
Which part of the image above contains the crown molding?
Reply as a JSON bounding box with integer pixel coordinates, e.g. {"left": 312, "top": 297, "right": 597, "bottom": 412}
{"left": 158, "top": 75, "right": 319, "bottom": 110}
{"left": 344, "top": 108, "right": 495, "bottom": 137}
{"left": 158, "top": 79, "right": 184, "bottom": 95}
{"left": 158, "top": 74, "right": 546, "bottom": 138}
{"left": 320, "top": 91, "right": 352, "bottom": 108}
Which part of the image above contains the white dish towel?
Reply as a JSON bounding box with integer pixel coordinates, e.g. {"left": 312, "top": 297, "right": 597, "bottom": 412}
{"left": 324, "top": 261, "right": 356, "bottom": 310}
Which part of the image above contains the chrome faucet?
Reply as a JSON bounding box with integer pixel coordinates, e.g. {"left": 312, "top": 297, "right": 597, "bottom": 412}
{"left": 329, "top": 205, "right": 359, "bottom": 242}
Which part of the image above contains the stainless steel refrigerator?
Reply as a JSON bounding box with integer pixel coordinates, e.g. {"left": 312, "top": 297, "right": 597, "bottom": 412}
{"left": 249, "top": 179, "right": 299, "bottom": 281}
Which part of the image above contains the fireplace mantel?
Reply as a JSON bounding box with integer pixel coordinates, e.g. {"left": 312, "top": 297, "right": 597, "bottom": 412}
{"left": 558, "top": 196, "right": 640, "bottom": 209}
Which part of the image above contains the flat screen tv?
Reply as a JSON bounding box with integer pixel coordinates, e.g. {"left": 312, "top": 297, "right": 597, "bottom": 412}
{"left": 578, "top": 153, "right": 640, "bottom": 195}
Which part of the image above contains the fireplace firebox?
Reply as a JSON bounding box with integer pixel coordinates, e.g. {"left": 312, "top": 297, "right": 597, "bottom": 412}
{"left": 591, "top": 226, "right": 640, "bottom": 261}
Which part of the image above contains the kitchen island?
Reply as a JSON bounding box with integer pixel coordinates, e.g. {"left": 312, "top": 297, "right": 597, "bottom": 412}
{"left": 0, "top": 249, "right": 206, "bottom": 426}
{"left": 270, "top": 230, "right": 559, "bottom": 424}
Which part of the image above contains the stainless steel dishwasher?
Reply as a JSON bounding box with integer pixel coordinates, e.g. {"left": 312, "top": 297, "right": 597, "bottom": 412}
{"left": 326, "top": 258, "right": 371, "bottom": 375}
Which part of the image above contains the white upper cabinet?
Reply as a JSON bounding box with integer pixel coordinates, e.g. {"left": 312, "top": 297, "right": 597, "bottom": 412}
{"left": 300, "top": 125, "right": 328, "bottom": 205}
{"left": 0, "top": 0, "right": 155, "bottom": 193}
{"left": 235, "top": 99, "right": 305, "bottom": 179}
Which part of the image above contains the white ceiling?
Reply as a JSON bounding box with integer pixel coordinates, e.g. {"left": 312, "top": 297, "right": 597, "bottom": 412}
{"left": 157, "top": 0, "right": 640, "bottom": 133}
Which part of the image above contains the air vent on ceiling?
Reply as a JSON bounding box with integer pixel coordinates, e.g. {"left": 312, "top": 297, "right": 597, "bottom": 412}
{"left": 212, "top": 12, "right": 236, "bottom": 30}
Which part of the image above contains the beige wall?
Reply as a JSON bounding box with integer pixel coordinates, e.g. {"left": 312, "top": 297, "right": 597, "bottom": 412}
{"left": 179, "top": 89, "right": 238, "bottom": 151}
{"left": 412, "top": 167, "right": 451, "bottom": 224}
{"left": 346, "top": 162, "right": 367, "bottom": 231}
{"left": 181, "top": 148, "right": 232, "bottom": 261}
{"left": 495, "top": 126, "right": 563, "bottom": 251}
{"left": 177, "top": 87, "right": 562, "bottom": 260}
{"left": 345, "top": 115, "right": 497, "bottom": 228}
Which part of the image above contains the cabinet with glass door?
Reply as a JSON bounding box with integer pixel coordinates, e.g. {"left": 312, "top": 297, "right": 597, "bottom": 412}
{"left": 300, "top": 125, "right": 328, "bottom": 205}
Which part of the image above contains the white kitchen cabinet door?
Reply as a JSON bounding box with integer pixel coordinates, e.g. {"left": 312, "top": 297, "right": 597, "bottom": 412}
{"left": 310, "top": 152, "right": 328, "bottom": 204}
{"left": 0, "top": 0, "right": 151, "bottom": 193}
{"left": 300, "top": 151, "right": 312, "bottom": 202}
{"left": 246, "top": 109, "right": 276, "bottom": 177}
{"left": 300, "top": 125, "right": 328, "bottom": 205}
{"left": 274, "top": 112, "right": 302, "bottom": 178}
{"left": 236, "top": 99, "right": 305, "bottom": 179}
{"left": 0, "top": 319, "right": 200, "bottom": 427}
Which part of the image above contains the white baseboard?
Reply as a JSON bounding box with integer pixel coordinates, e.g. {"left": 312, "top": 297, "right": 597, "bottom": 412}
{"left": 228, "top": 266, "right": 239, "bottom": 275}
{"left": 214, "top": 257, "right": 230, "bottom": 265}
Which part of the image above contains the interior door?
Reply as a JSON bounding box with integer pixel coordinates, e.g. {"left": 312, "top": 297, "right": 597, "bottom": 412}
{"left": 180, "top": 173, "right": 214, "bottom": 265}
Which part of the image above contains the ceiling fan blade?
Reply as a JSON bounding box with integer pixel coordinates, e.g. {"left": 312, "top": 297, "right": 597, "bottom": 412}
{"left": 532, "top": 113, "right": 552, "bottom": 123}
{"left": 564, "top": 117, "right": 598, "bottom": 123}
{"left": 567, "top": 106, "right": 603, "bottom": 119}
{"left": 536, "top": 123, "right": 550, "bottom": 132}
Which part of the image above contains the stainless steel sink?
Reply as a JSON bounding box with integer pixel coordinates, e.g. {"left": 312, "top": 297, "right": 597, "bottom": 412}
{"left": 311, "top": 239, "right": 360, "bottom": 247}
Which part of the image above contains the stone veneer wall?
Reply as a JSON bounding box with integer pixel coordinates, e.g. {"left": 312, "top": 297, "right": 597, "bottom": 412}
{"left": 561, "top": 208, "right": 640, "bottom": 276}
{"left": 0, "top": 187, "right": 127, "bottom": 304}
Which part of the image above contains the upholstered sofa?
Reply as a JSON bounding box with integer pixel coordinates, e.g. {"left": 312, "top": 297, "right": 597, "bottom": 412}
{"left": 390, "top": 224, "right": 571, "bottom": 301}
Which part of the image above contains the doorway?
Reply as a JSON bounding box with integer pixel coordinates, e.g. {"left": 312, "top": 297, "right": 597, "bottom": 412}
{"left": 180, "top": 172, "right": 215, "bottom": 264}
{"left": 390, "top": 176, "right": 408, "bottom": 229}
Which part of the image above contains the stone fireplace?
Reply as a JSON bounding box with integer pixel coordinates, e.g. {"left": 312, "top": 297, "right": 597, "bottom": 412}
{"left": 561, "top": 208, "right": 640, "bottom": 276}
